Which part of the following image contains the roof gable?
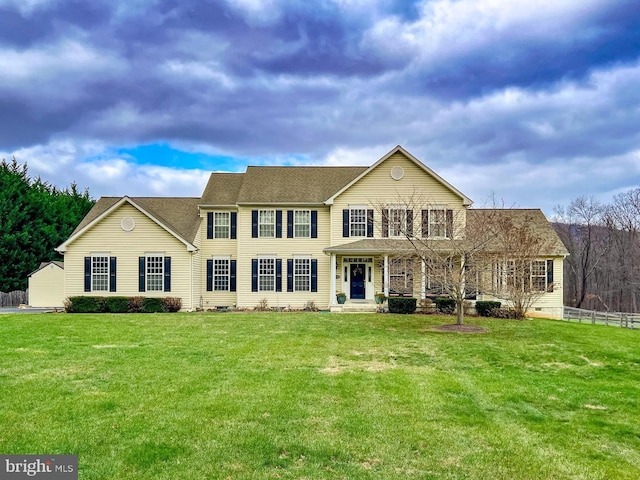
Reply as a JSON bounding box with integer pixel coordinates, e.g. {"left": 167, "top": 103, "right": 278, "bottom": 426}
{"left": 326, "top": 145, "right": 473, "bottom": 206}
{"left": 57, "top": 196, "right": 201, "bottom": 252}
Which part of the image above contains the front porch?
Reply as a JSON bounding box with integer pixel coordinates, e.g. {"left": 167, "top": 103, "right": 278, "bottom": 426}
{"left": 330, "top": 299, "right": 380, "bottom": 313}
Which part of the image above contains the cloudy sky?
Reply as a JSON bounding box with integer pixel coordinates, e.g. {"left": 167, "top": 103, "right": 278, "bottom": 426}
{"left": 1, "top": 0, "right": 639, "bottom": 215}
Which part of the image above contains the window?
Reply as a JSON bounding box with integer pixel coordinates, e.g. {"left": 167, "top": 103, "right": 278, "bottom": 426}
{"left": 388, "top": 207, "right": 407, "bottom": 237}
{"left": 422, "top": 208, "right": 453, "bottom": 238}
{"left": 91, "top": 255, "right": 109, "bottom": 291}
{"left": 294, "top": 210, "right": 311, "bottom": 238}
{"left": 214, "top": 258, "right": 230, "bottom": 291}
{"left": 259, "top": 210, "right": 275, "bottom": 238}
{"left": 349, "top": 208, "right": 367, "bottom": 237}
{"left": 146, "top": 255, "right": 164, "bottom": 291}
{"left": 389, "top": 258, "right": 413, "bottom": 295}
{"left": 258, "top": 257, "right": 275, "bottom": 291}
{"left": 429, "top": 209, "right": 446, "bottom": 237}
{"left": 294, "top": 258, "right": 311, "bottom": 291}
{"left": 214, "top": 212, "right": 230, "bottom": 238}
{"left": 497, "top": 260, "right": 549, "bottom": 292}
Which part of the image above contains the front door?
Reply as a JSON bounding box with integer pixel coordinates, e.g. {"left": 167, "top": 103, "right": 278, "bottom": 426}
{"left": 350, "top": 264, "right": 366, "bottom": 299}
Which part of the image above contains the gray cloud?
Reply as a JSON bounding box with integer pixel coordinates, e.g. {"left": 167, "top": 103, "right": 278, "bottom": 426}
{"left": 0, "top": 0, "right": 639, "bottom": 214}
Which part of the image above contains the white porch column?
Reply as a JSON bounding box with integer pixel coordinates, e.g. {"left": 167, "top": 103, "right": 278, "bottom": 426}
{"left": 383, "top": 254, "right": 389, "bottom": 297}
{"left": 421, "top": 258, "right": 426, "bottom": 299}
{"left": 330, "top": 253, "right": 337, "bottom": 305}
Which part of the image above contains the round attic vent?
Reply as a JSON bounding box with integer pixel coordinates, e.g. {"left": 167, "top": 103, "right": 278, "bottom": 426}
{"left": 390, "top": 166, "right": 405, "bottom": 180}
{"left": 121, "top": 217, "right": 136, "bottom": 232}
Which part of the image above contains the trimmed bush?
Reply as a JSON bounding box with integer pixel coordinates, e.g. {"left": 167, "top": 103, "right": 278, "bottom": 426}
{"left": 476, "top": 301, "right": 502, "bottom": 317}
{"left": 162, "top": 297, "right": 182, "bottom": 312}
{"left": 128, "top": 296, "right": 144, "bottom": 313}
{"left": 105, "top": 296, "right": 129, "bottom": 313}
{"left": 142, "top": 297, "right": 166, "bottom": 313}
{"left": 435, "top": 297, "right": 456, "bottom": 315}
{"left": 490, "top": 307, "right": 521, "bottom": 319}
{"left": 65, "top": 296, "right": 106, "bottom": 313}
{"left": 388, "top": 297, "right": 417, "bottom": 314}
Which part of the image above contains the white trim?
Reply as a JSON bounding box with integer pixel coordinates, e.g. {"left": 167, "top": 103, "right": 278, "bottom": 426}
{"left": 325, "top": 145, "right": 473, "bottom": 206}
{"left": 56, "top": 196, "right": 198, "bottom": 253}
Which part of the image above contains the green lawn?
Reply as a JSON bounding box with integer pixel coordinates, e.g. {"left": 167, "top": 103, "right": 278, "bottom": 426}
{"left": 1, "top": 312, "right": 639, "bottom": 479}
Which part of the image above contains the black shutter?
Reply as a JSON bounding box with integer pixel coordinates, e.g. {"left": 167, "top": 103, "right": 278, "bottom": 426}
{"left": 407, "top": 210, "right": 414, "bottom": 236}
{"left": 422, "top": 210, "right": 428, "bottom": 237}
{"left": 138, "top": 257, "right": 146, "bottom": 292}
{"left": 446, "top": 210, "right": 454, "bottom": 239}
{"left": 382, "top": 210, "right": 389, "bottom": 238}
{"left": 287, "top": 210, "right": 294, "bottom": 238}
{"left": 276, "top": 210, "right": 283, "bottom": 238}
{"left": 367, "top": 209, "right": 374, "bottom": 238}
{"left": 311, "top": 210, "right": 318, "bottom": 238}
{"left": 109, "top": 257, "right": 117, "bottom": 292}
{"left": 287, "top": 259, "right": 293, "bottom": 292}
{"left": 207, "top": 212, "right": 213, "bottom": 239}
{"left": 276, "top": 259, "right": 282, "bottom": 292}
{"left": 230, "top": 212, "right": 237, "bottom": 239}
{"left": 206, "top": 259, "right": 213, "bottom": 292}
{"left": 547, "top": 259, "right": 554, "bottom": 292}
{"left": 252, "top": 210, "right": 258, "bottom": 238}
{"left": 311, "top": 259, "right": 318, "bottom": 292}
{"left": 251, "top": 259, "right": 258, "bottom": 292}
{"left": 164, "top": 257, "right": 171, "bottom": 292}
{"left": 84, "top": 257, "right": 91, "bottom": 292}
{"left": 230, "top": 260, "right": 237, "bottom": 292}
{"left": 343, "top": 209, "right": 349, "bottom": 237}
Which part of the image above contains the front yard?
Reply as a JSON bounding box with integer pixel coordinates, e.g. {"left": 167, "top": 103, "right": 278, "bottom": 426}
{"left": 1, "top": 312, "right": 639, "bottom": 479}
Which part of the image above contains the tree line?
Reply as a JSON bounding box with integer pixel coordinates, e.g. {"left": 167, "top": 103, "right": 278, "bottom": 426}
{"left": 553, "top": 189, "right": 640, "bottom": 313}
{"left": 0, "top": 158, "right": 95, "bottom": 292}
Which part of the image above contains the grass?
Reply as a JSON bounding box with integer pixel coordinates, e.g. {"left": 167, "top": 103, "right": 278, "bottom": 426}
{"left": 1, "top": 312, "right": 639, "bottom": 479}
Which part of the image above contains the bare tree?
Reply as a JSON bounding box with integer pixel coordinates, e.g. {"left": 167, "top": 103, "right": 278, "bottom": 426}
{"left": 553, "top": 196, "right": 609, "bottom": 308}
{"left": 483, "top": 210, "right": 560, "bottom": 318}
{"left": 375, "top": 192, "right": 561, "bottom": 322}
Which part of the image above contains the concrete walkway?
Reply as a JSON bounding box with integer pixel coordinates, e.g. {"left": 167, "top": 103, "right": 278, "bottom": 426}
{"left": 0, "top": 307, "right": 56, "bottom": 314}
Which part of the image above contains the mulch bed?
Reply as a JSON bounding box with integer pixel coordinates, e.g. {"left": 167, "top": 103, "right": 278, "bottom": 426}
{"left": 430, "top": 324, "right": 487, "bottom": 333}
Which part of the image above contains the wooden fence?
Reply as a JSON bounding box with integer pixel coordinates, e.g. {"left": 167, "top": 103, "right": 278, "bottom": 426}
{"left": 0, "top": 290, "right": 28, "bottom": 307}
{"left": 563, "top": 306, "right": 640, "bottom": 329}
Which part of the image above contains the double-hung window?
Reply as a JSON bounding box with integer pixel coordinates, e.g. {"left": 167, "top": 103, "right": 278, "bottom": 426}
{"left": 389, "top": 258, "right": 413, "bottom": 295}
{"left": 258, "top": 257, "right": 276, "bottom": 291}
{"left": 294, "top": 210, "right": 311, "bottom": 238}
{"left": 293, "top": 257, "right": 311, "bottom": 291}
{"left": 429, "top": 208, "right": 446, "bottom": 238}
{"left": 91, "top": 255, "right": 109, "bottom": 291}
{"left": 146, "top": 255, "right": 164, "bottom": 291}
{"left": 349, "top": 207, "right": 367, "bottom": 237}
{"left": 214, "top": 258, "right": 230, "bottom": 291}
{"left": 259, "top": 210, "right": 275, "bottom": 238}
{"left": 388, "top": 206, "right": 407, "bottom": 237}
{"left": 214, "top": 212, "right": 230, "bottom": 238}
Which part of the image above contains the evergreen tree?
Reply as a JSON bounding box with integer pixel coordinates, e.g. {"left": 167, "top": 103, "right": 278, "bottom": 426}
{"left": 0, "top": 158, "right": 94, "bottom": 291}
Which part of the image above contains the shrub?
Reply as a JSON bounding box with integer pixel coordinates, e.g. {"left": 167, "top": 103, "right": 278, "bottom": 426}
{"left": 388, "top": 297, "right": 417, "bottom": 314}
{"left": 162, "top": 297, "right": 182, "bottom": 312}
{"left": 435, "top": 297, "right": 456, "bottom": 315}
{"left": 65, "top": 296, "right": 106, "bottom": 313}
{"left": 303, "top": 300, "right": 318, "bottom": 312}
{"left": 105, "top": 296, "right": 129, "bottom": 313}
{"left": 476, "top": 301, "right": 502, "bottom": 317}
{"left": 490, "top": 307, "right": 521, "bottom": 319}
{"left": 128, "top": 296, "right": 145, "bottom": 313}
{"left": 255, "top": 298, "right": 269, "bottom": 311}
{"left": 142, "top": 297, "right": 166, "bottom": 313}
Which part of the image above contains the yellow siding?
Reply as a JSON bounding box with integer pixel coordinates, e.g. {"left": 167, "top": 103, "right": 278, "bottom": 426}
{"left": 331, "top": 152, "right": 466, "bottom": 245}
{"left": 63, "top": 203, "right": 196, "bottom": 310}
{"left": 236, "top": 205, "right": 332, "bottom": 309}
{"left": 28, "top": 264, "right": 65, "bottom": 308}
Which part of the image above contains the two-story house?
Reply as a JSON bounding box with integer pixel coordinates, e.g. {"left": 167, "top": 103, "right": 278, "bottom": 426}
{"left": 56, "top": 146, "right": 568, "bottom": 317}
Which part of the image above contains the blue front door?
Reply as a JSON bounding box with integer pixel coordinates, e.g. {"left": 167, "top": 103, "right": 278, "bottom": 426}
{"left": 350, "top": 264, "right": 366, "bottom": 299}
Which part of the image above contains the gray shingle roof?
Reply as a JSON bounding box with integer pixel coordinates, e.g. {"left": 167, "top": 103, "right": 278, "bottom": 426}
{"left": 201, "top": 166, "right": 367, "bottom": 205}
{"left": 71, "top": 196, "right": 201, "bottom": 245}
